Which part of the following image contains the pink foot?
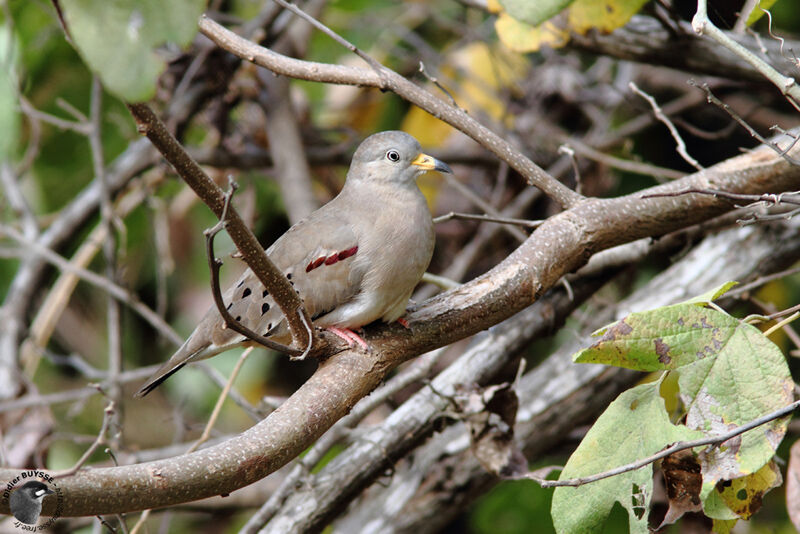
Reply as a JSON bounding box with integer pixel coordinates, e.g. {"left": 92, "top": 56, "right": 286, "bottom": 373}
{"left": 327, "top": 327, "right": 369, "bottom": 351}
{"left": 397, "top": 317, "right": 410, "bottom": 329}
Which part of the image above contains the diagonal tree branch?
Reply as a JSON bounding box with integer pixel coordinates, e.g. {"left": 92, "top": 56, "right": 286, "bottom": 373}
{"left": 126, "top": 103, "right": 314, "bottom": 355}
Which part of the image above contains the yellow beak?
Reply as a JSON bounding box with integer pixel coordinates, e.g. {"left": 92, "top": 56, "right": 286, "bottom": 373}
{"left": 411, "top": 153, "right": 453, "bottom": 174}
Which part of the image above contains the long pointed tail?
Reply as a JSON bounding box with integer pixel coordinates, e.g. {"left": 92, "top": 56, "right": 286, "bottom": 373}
{"left": 134, "top": 339, "right": 209, "bottom": 397}
{"left": 134, "top": 361, "right": 189, "bottom": 397}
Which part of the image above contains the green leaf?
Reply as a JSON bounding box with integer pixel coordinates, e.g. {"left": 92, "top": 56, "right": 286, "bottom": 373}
{"left": 574, "top": 282, "right": 793, "bottom": 508}
{"left": 0, "top": 25, "right": 19, "bottom": 159}
{"left": 551, "top": 381, "right": 704, "bottom": 534}
{"left": 59, "top": 0, "right": 207, "bottom": 102}
{"left": 680, "top": 281, "right": 737, "bottom": 305}
{"left": 567, "top": 0, "right": 651, "bottom": 34}
{"left": 498, "top": 0, "right": 575, "bottom": 26}
{"left": 574, "top": 304, "right": 747, "bottom": 371}
{"left": 677, "top": 324, "right": 792, "bottom": 494}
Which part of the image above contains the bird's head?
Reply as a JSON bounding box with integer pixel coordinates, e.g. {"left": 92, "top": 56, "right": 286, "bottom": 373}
{"left": 347, "top": 131, "right": 452, "bottom": 186}
{"left": 15, "top": 481, "right": 54, "bottom": 502}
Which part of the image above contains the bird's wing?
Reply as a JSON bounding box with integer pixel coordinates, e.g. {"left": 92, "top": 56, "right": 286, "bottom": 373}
{"left": 136, "top": 205, "right": 367, "bottom": 396}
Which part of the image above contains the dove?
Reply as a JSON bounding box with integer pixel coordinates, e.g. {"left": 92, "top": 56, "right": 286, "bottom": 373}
{"left": 136, "top": 131, "right": 451, "bottom": 397}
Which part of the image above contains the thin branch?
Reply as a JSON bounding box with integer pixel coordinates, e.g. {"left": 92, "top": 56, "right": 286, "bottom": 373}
{"left": 528, "top": 398, "right": 800, "bottom": 488}
{"left": 52, "top": 402, "right": 116, "bottom": 479}
{"left": 203, "top": 186, "right": 305, "bottom": 356}
{"left": 0, "top": 224, "right": 183, "bottom": 347}
{"left": 433, "top": 211, "right": 544, "bottom": 229}
{"left": 269, "top": 0, "right": 386, "bottom": 76}
{"left": 91, "top": 76, "right": 123, "bottom": 449}
{"left": 420, "top": 272, "right": 462, "bottom": 291}
{"left": 690, "top": 80, "right": 800, "bottom": 166}
{"left": 641, "top": 187, "right": 800, "bottom": 206}
{"left": 197, "top": 15, "right": 584, "bottom": 209}
{"left": 188, "top": 348, "right": 253, "bottom": 453}
{"left": 126, "top": 102, "right": 315, "bottom": 354}
{"left": 418, "top": 61, "right": 458, "bottom": 108}
{"left": 629, "top": 81, "right": 703, "bottom": 171}
{"left": 561, "top": 137, "right": 685, "bottom": 182}
{"left": 442, "top": 174, "right": 528, "bottom": 242}
{"left": 692, "top": 0, "right": 800, "bottom": 110}
{"left": 727, "top": 265, "right": 800, "bottom": 297}
{"left": 0, "top": 164, "right": 38, "bottom": 238}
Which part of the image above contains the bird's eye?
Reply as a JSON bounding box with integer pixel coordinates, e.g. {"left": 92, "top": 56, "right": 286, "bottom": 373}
{"left": 386, "top": 150, "right": 400, "bottom": 162}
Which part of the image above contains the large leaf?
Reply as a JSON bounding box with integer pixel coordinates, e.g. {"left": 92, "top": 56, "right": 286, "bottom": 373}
{"left": 551, "top": 381, "right": 704, "bottom": 533}
{"left": 60, "top": 0, "right": 207, "bottom": 101}
{"left": 570, "top": 282, "right": 794, "bottom": 528}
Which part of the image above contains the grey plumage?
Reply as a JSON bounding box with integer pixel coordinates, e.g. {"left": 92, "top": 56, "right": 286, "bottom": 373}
{"left": 137, "top": 131, "right": 451, "bottom": 397}
{"left": 10, "top": 481, "right": 53, "bottom": 525}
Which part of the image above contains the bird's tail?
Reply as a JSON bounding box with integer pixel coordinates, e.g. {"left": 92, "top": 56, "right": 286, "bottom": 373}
{"left": 134, "top": 338, "right": 209, "bottom": 397}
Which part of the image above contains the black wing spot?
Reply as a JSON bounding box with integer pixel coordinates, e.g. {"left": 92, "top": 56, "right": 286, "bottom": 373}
{"left": 237, "top": 280, "right": 244, "bottom": 288}
{"left": 261, "top": 302, "right": 270, "bottom": 315}
{"left": 226, "top": 302, "right": 233, "bottom": 310}
{"left": 242, "top": 287, "right": 252, "bottom": 298}
{"left": 262, "top": 289, "right": 269, "bottom": 298}
{"left": 286, "top": 273, "right": 292, "bottom": 280}
{"left": 235, "top": 315, "right": 242, "bottom": 322}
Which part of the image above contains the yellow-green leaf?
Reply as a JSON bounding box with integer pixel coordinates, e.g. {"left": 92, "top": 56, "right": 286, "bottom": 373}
{"left": 568, "top": 0, "right": 650, "bottom": 34}
{"left": 495, "top": 13, "right": 569, "bottom": 53}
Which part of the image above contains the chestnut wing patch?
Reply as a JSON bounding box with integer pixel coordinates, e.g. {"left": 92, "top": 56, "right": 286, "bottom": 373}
{"left": 306, "top": 246, "right": 358, "bottom": 273}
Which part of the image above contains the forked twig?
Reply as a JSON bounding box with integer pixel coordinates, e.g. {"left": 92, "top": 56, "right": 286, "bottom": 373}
{"left": 204, "top": 180, "right": 303, "bottom": 357}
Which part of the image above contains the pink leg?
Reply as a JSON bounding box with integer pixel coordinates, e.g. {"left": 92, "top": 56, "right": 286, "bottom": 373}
{"left": 396, "top": 317, "right": 410, "bottom": 329}
{"left": 327, "top": 327, "right": 369, "bottom": 351}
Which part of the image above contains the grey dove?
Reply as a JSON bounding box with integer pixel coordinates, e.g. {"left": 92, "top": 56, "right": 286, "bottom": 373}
{"left": 136, "top": 131, "right": 451, "bottom": 397}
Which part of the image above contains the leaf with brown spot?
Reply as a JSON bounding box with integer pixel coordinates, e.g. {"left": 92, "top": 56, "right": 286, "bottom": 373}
{"left": 659, "top": 449, "right": 703, "bottom": 527}
{"left": 714, "top": 460, "right": 782, "bottom": 519}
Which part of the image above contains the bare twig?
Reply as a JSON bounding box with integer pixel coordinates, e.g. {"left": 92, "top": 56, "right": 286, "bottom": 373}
{"left": 0, "top": 164, "right": 38, "bottom": 238}
{"left": 527, "top": 398, "right": 800, "bottom": 488}
{"left": 188, "top": 348, "right": 254, "bottom": 453}
{"left": 198, "top": 15, "right": 584, "bottom": 209}
{"left": 689, "top": 80, "right": 800, "bottom": 166}
{"left": 629, "top": 81, "right": 702, "bottom": 171}
{"left": 692, "top": 0, "right": 800, "bottom": 110}
{"left": 641, "top": 188, "right": 800, "bottom": 206}
{"left": 204, "top": 184, "right": 303, "bottom": 356}
{"left": 441, "top": 173, "right": 528, "bottom": 242}
{"left": 91, "top": 76, "right": 123, "bottom": 449}
{"left": 52, "top": 402, "right": 116, "bottom": 479}
{"left": 727, "top": 265, "right": 800, "bottom": 297}
{"left": 561, "top": 137, "right": 685, "bottom": 182}
{"left": 418, "top": 61, "right": 458, "bottom": 108}
{"left": 433, "top": 211, "right": 544, "bottom": 229}
{"left": 421, "top": 272, "right": 462, "bottom": 291}
{"left": 126, "top": 102, "right": 315, "bottom": 353}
